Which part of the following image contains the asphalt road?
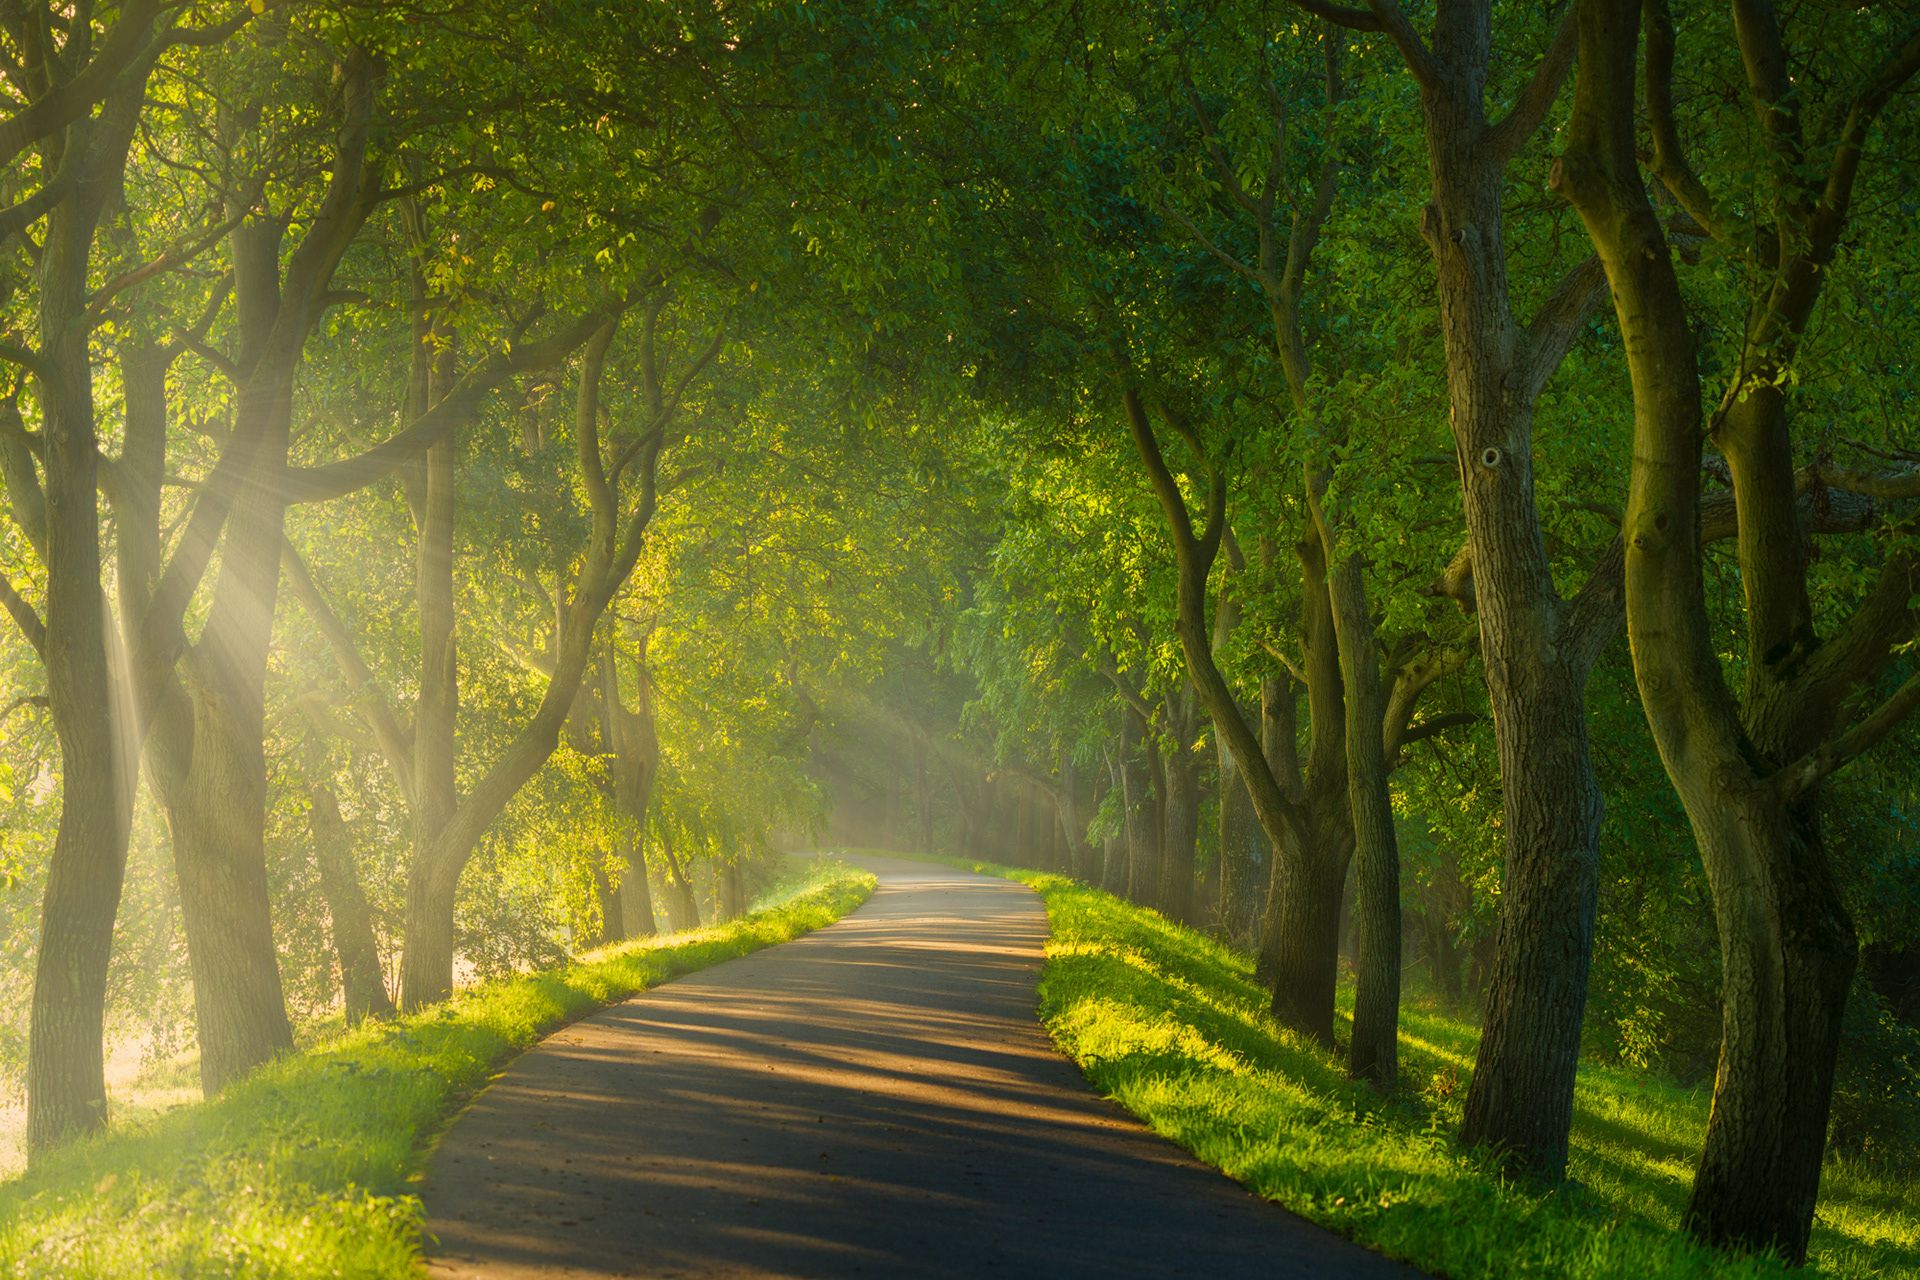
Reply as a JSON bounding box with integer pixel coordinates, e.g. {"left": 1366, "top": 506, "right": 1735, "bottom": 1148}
{"left": 421, "top": 854, "right": 1422, "bottom": 1278}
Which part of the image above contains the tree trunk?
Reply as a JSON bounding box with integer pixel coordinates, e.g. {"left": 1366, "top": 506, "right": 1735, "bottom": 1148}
{"left": 1322, "top": 545, "right": 1400, "bottom": 1085}
{"left": 585, "top": 860, "right": 625, "bottom": 947}
{"left": 1125, "top": 717, "right": 1165, "bottom": 908}
{"left": 25, "top": 182, "right": 136, "bottom": 1158}
{"left": 657, "top": 825, "right": 702, "bottom": 932}
{"left": 400, "top": 851, "right": 461, "bottom": 1008}
{"left": 307, "top": 783, "right": 394, "bottom": 1024}
{"left": 1685, "top": 803, "right": 1853, "bottom": 1260}
{"left": 159, "top": 705, "right": 296, "bottom": 1095}
{"left": 1256, "top": 541, "right": 1355, "bottom": 1046}
{"left": 1158, "top": 710, "right": 1201, "bottom": 925}
{"left": 1216, "top": 738, "right": 1264, "bottom": 950}
{"left": 717, "top": 861, "right": 747, "bottom": 922}
{"left": 619, "top": 825, "right": 657, "bottom": 939}
{"left": 1411, "top": 78, "right": 1606, "bottom": 1186}
{"left": 1555, "top": 8, "right": 1866, "bottom": 1252}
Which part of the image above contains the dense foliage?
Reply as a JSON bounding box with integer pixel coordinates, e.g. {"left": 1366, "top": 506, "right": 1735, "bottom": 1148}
{"left": 0, "top": 0, "right": 1913, "bottom": 1272}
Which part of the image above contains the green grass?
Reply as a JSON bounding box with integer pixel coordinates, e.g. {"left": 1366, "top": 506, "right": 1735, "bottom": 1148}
{"left": 0, "top": 859, "right": 875, "bottom": 1279}
{"left": 909, "top": 853, "right": 1917, "bottom": 1280}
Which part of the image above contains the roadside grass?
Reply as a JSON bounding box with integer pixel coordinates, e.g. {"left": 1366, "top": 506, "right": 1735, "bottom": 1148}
{"left": 903, "top": 852, "right": 1916, "bottom": 1280}
{"left": 0, "top": 859, "right": 874, "bottom": 1279}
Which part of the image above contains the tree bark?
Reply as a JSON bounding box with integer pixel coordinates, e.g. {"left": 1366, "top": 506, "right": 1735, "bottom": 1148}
{"left": 1157, "top": 691, "right": 1202, "bottom": 925}
{"left": 307, "top": 783, "right": 394, "bottom": 1024}
{"left": 1554, "top": 1, "right": 1890, "bottom": 1254}
{"left": 1322, "top": 544, "right": 1400, "bottom": 1085}
{"left": 1395, "top": 20, "right": 1605, "bottom": 1182}
{"left": 24, "top": 153, "right": 135, "bottom": 1159}
{"left": 1255, "top": 540, "right": 1354, "bottom": 1046}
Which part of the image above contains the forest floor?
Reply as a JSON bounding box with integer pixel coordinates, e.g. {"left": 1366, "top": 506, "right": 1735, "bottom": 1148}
{"left": 421, "top": 852, "right": 1418, "bottom": 1278}
{"left": 911, "top": 852, "right": 1918, "bottom": 1280}
{"left": 0, "top": 860, "right": 875, "bottom": 1278}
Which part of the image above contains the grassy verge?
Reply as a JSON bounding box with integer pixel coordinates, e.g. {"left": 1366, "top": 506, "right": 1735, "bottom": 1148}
{"left": 903, "top": 852, "right": 1915, "bottom": 1280}
{"left": 0, "top": 859, "right": 874, "bottom": 1279}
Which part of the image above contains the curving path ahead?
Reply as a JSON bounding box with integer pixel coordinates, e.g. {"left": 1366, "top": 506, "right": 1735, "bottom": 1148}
{"left": 422, "top": 855, "right": 1421, "bottom": 1278}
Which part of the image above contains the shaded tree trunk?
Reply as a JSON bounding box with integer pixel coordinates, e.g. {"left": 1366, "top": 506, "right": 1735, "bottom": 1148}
{"left": 307, "top": 784, "right": 394, "bottom": 1024}
{"left": 1321, "top": 540, "right": 1400, "bottom": 1086}
{"left": 1553, "top": 5, "right": 1911, "bottom": 1252}
{"left": 1158, "top": 690, "right": 1201, "bottom": 925}
{"left": 1256, "top": 541, "right": 1354, "bottom": 1047}
{"left": 1396, "top": 26, "right": 1607, "bottom": 1183}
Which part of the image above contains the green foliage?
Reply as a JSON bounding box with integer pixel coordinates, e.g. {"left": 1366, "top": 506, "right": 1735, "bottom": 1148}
{"left": 0, "top": 863, "right": 873, "bottom": 1278}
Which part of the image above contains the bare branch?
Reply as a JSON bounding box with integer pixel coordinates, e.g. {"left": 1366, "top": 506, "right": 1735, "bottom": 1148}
{"left": 0, "top": 567, "right": 45, "bottom": 654}
{"left": 281, "top": 537, "right": 417, "bottom": 809}
{"left": 1776, "top": 669, "right": 1920, "bottom": 799}
{"left": 1520, "top": 255, "right": 1608, "bottom": 400}
{"left": 1644, "top": 0, "right": 1740, "bottom": 243}
{"left": 1486, "top": 6, "right": 1578, "bottom": 164}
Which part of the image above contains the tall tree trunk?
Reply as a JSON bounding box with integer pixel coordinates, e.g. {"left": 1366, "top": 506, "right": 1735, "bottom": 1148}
{"left": 152, "top": 67, "right": 382, "bottom": 1091}
{"left": 1554, "top": 5, "right": 1889, "bottom": 1252}
{"left": 307, "top": 783, "right": 394, "bottom": 1024}
{"left": 1322, "top": 546, "right": 1400, "bottom": 1085}
{"left": 1256, "top": 543, "right": 1354, "bottom": 1046}
{"left": 25, "top": 185, "right": 134, "bottom": 1159}
{"left": 1415, "top": 55, "right": 1605, "bottom": 1185}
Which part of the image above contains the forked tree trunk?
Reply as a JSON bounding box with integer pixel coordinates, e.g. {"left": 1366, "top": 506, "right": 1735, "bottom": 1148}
{"left": 153, "top": 72, "right": 382, "bottom": 1091}
{"left": 1555, "top": 5, "right": 1870, "bottom": 1253}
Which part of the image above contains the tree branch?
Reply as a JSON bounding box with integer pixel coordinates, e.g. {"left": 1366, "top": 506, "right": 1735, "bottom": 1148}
{"left": 281, "top": 537, "right": 417, "bottom": 809}
{"left": 1776, "top": 669, "right": 1920, "bottom": 799}
{"left": 0, "top": 567, "right": 45, "bottom": 655}
{"left": 1486, "top": 5, "right": 1578, "bottom": 164}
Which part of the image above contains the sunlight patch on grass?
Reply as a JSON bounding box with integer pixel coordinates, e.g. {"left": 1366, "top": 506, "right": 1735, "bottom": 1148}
{"left": 0, "top": 861, "right": 875, "bottom": 1279}
{"left": 909, "top": 852, "right": 1915, "bottom": 1280}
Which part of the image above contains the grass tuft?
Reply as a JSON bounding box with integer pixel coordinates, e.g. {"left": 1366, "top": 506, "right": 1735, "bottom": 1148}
{"left": 916, "top": 854, "right": 1916, "bottom": 1280}
{"left": 0, "top": 860, "right": 874, "bottom": 1279}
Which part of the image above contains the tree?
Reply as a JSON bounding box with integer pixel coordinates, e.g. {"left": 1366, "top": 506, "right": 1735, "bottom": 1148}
{"left": 1555, "top": 0, "right": 1920, "bottom": 1258}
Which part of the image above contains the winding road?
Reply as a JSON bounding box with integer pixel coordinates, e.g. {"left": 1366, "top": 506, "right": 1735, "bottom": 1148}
{"left": 422, "top": 854, "right": 1420, "bottom": 1278}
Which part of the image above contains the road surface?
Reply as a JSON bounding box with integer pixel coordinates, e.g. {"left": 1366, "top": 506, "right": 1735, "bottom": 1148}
{"left": 422, "top": 854, "right": 1421, "bottom": 1278}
